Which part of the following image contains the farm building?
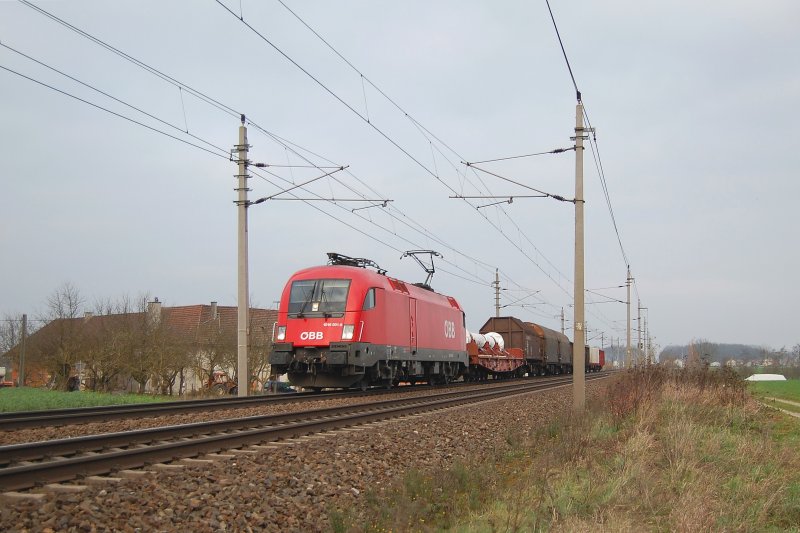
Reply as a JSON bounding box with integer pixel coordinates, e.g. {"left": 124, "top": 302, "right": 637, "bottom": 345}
{"left": 1, "top": 300, "right": 277, "bottom": 395}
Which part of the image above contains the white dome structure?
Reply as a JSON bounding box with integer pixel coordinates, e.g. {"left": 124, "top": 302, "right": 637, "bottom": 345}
{"left": 745, "top": 374, "right": 787, "bottom": 381}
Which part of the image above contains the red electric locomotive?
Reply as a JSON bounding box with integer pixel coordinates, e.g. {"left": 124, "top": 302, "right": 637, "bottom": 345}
{"left": 269, "top": 253, "right": 469, "bottom": 389}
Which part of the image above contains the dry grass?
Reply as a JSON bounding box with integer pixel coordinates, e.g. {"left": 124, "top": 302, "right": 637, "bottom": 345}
{"left": 339, "top": 367, "right": 800, "bottom": 532}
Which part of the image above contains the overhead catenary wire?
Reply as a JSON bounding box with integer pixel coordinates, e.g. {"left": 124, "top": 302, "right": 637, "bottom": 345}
{"left": 227, "top": 0, "right": 581, "bottom": 304}
{"left": 12, "top": 1, "right": 497, "bottom": 290}
{"left": 463, "top": 162, "right": 574, "bottom": 203}
{"left": 247, "top": 167, "right": 491, "bottom": 288}
{"left": 542, "top": 0, "right": 641, "bottom": 339}
{"left": 9, "top": 1, "right": 556, "bottom": 326}
{"left": 4, "top": 13, "right": 494, "bottom": 296}
{"left": 244, "top": 122, "right": 507, "bottom": 283}
{"left": 543, "top": 0, "right": 634, "bottom": 276}
{"left": 16, "top": 0, "right": 624, "bottom": 339}
{"left": 219, "top": 0, "right": 592, "bottom": 328}
{"left": 468, "top": 146, "right": 576, "bottom": 165}
{"left": 214, "top": 0, "right": 465, "bottom": 199}
{"left": 17, "top": 0, "right": 242, "bottom": 121}
{"left": 0, "top": 64, "right": 229, "bottom": 160}
{"left": 236, "top": 123, "right": 500, "bottom": 289}
{"left": 545, "top": 0, "right": 580, "bottom": 101}
{"left": 0, "top": 41, "right": 230, "bottom": 157}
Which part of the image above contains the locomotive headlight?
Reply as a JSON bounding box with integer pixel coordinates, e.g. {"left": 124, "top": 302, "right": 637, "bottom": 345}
{"left": 276, "top": 326, "right": 286, "bottom": 341}
{"left": 341, "top": 324, "right": 355, "bottom": 340}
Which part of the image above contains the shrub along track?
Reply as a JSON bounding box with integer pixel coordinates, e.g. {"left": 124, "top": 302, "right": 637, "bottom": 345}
{"left": 0, "top": 375, "right": 609, "bottom": 492}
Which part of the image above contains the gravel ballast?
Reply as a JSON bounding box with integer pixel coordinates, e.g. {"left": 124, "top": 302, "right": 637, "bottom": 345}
{"left": 1, "top": 379, "right": 609, "bottom": 531}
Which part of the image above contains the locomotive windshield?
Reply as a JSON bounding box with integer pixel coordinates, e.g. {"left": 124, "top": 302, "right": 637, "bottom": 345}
{"left": 288, "top": 279, "right": 351, "bottom": 318}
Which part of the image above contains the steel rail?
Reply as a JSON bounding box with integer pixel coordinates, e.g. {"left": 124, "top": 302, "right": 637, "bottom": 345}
{"left": 0, "top": 376, "right": 575, "bottom": 463}
{"left": 0, "top": 372, "right": 596, "bottom": 430}
{"left": 0, "top": 374, "right": 610, "bottom": 492}
{"left": 0, "top": 389, "right": 367, "bottom": 430}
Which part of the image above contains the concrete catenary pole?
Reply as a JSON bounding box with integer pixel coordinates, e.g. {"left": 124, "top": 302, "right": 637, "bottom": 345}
{"left": 494, "top": 269, "right": 500, "bottom": 318}
{"left": 626, "top": 267, "right": 632, "bottom": 368}
{"left": 637, "top": 298, "right": 642, "bottom": 366}
{"left": 561, "top": 307, "right": 565, "bottom": 335}
{"left": 236, "top": 116, "right": 250, "bottom": 397}
{"left": 18, "top": 314, "right": 27, "bottom": 387}
{"left": 572, "top": 101, "right": 586, "bottom": 412}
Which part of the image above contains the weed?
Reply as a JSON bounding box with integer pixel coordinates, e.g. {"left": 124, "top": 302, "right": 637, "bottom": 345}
{"left": 338, "top": 367, "right": 800, "bottom": 532}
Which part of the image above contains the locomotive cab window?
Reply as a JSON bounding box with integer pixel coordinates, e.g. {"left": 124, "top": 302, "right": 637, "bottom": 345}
{"left": 288, "top": 279, "right": 351, "bottom": 318}
{"left": 362, "top": 288, "right": 376, "bottom": 310}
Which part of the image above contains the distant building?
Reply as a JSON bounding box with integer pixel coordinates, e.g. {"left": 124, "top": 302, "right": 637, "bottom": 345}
{"left": 2, "top": 301, "right": 277, "bottom": 394}
{"left": 745, "top": 374, "right": 786, "bottom": 382}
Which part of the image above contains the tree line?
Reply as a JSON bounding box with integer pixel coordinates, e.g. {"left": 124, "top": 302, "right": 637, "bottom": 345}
{"left": 659, "top": 339, "right": 800, "bottom": 367}
{"left": 0, "top": 283, "right": 274, "bottom": 394}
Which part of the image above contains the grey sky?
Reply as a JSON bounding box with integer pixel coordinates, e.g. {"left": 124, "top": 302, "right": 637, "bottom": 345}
{"left": 1, "top": 1, "right": 798, "bottom": 351}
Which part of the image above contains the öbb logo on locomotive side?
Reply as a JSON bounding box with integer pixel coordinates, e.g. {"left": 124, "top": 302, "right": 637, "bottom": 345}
{"left": 443, "top": 320, "right": 456, "bottom": 339}
{"left": 299, "top": 331, "right": 323, "bottom": 340}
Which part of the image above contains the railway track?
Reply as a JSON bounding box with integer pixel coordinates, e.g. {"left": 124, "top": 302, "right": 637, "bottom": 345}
{"left": 0, "top": 388, "right": 371, "bottom": 430}
{"left": 0, "top": 373, "right": 610, "bottom": 492}
{"left": 0, "top": 372, "right": 610, "bottom": 430}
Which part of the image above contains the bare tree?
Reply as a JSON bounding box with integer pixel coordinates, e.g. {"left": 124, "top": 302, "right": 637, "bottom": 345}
{"left": 82, "top": 296, "right": 136, "bottom": 392}
{"left": 144, "top": 301, "right": 192, "bottom": 396}
{"left": 249, "top": 308, "right": 276, "bottom": 390}
{"left": 0, "top": 314, "right": 25, "bottom": 371}
{"left": 193, "top": 314, "right": 236, "bottom": 393}
{"left": 33, "top": 283, "right": 86, "bottom": 390}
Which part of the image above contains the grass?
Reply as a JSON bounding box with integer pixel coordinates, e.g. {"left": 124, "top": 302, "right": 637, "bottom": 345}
{"left": 749, "top": 379, "right": 800, "bottom": 404}
{"left": 335, "top": 367, "right": 800, "bottom": 532}
{"left": 0, "top": 387, "right": 172, "bottom": 412}
{"left": 764, "top": 398, "right": 800, "bottom": 415}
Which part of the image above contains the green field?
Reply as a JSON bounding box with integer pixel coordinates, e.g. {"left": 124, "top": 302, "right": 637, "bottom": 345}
{"left": 748, "top": 378, "right": 800, "bottom": 404}
{"left": 0, "top": 387, "right": 171, "bottom": 412}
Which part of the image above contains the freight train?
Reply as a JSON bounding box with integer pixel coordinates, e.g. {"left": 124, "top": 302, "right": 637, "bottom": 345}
{"left": 269, "top": 253, "right": 604, "bottom": 389}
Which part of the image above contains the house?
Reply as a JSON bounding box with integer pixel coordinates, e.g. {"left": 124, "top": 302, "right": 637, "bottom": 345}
{"left": 2, "top": 300, "right": 277, "bottom": 395}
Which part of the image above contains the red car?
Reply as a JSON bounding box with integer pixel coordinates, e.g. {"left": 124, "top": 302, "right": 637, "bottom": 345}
{"left": 269, "top": 255, "right": 468, "bottom": 389}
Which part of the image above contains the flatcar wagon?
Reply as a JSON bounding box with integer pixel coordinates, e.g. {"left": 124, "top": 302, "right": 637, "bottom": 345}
{"left": 269, "top": 254, "right": 468, "bottom": 389}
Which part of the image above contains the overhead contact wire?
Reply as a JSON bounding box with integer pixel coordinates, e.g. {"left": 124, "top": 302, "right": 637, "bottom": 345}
{"left": 267, "top": 0, "right": 583, "bottom": 309}
{"left": 0, "top": 64, "right": 229, "bottom": 159}
{"left": 0, "top": 42, "right": 229, "bottom": 156}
